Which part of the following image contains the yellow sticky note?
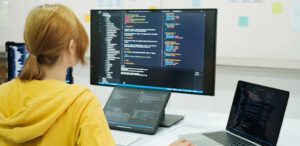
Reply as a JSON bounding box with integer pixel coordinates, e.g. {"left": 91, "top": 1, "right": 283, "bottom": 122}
{"left": 84, "top": 14, "right": 90, "bottom": 23}
{"left": 148, "top": 6, "right": 157, "bottom": 10}
{"left": 272, "top": 2, "right": 283, "bottom": 14}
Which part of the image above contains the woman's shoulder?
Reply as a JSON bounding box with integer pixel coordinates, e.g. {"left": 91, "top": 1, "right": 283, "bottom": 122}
{"left": 0, "top": 79, "right": 18, "bottom": 92}
{"left": 69, "top": 84, "right": 101, "bottom": 108}
{"left": 70, "top": 84, "right": 96, "bottom": 98}
{"left": 68, "top": 84, "right": 104, "bottom": 124}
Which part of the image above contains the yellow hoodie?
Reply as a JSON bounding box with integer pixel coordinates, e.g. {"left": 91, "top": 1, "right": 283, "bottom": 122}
{"left": 0, "top": 78, "right": 115, "bottom": 146}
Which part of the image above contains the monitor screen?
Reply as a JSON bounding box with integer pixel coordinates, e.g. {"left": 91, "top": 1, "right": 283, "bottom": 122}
{"left": 91, "top": 9, "right": 217, "bottom": 95}
{"left": 5, "top": 42, "right": 73, "bottom": 84}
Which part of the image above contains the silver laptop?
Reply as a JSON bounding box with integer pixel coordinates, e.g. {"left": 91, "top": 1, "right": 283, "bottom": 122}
{"left": 180, "top": 80, "right": 289, "bottom": 146}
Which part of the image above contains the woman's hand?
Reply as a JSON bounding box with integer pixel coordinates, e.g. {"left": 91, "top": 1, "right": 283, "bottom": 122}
{"left": 169, "top": 139, "right": 195, "bottom": 146}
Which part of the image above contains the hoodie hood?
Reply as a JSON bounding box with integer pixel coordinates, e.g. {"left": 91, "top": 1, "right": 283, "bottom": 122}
{"left": 0, "top": 78, "right": 88, "bottom": 143}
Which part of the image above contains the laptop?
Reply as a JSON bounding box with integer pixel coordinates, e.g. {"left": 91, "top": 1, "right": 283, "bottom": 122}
{"left": 180, "top": 80, "right": 289, "bottom": 146}
{"left": 104, "top": 87, "right": 171, "bottom": 135}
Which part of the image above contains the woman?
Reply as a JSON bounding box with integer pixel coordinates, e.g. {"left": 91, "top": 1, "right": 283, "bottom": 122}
{"left": 0, "top": 4, "right": 193, "bottom": 146}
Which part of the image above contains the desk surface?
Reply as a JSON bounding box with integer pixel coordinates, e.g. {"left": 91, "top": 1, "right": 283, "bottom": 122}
{"left": 112, "top": 109, "right": 300, "bottom": 146}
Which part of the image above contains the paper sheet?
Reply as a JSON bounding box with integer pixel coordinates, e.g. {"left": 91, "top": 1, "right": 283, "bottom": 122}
{"left": 124, "top": 0, "right": 161, "bottom": 9}
{"left": 98, "top": 0, "right": 123, "bottom": 9}
{"left": 83, "top": 14, "right": 90, "bottom": 23}
{"left": 229, "top": 0, "right": 264, "bottom": 3}
{"left": 162, "top": 0, "right": 193, "bottom": 8}
{"left": 292, "top": 0, "right": 300, "bottom": 30}
{"left": 192, "top": 0, "right": 201, "bottom": 8}
{"left": 239, "top": 16, "right": 249, "bottom": 27}
{"left": 272, "top": 2, "right": 283, "bottom": 14}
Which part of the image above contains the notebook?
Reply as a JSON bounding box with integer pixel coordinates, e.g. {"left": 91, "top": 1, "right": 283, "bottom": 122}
{"left": 180, "top": 80, "right": 289, "bottom": 146}
{"left": 104, "top": 87, "right": 170, "bottom": 134}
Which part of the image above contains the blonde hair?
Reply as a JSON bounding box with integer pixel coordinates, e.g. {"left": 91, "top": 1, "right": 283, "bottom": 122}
{"left": 19, "top": 4, "right": 88, "bottom": 80}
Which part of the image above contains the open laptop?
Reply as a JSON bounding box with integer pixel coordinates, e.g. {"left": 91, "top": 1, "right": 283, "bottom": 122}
{"left": 104, "top": 87, "right": 171, "bottom": 135}
{"left": 180, "top": 80, "right": 289, "bottom": 146}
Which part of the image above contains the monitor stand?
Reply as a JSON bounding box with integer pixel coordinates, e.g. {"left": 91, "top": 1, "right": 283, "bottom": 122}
{"left": 160, "top": 108, "right": 184, "bottom": 127}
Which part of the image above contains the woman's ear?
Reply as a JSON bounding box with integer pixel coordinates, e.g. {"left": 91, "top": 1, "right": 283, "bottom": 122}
{"left": 66, "top": 39, "right": 78, "bottom": 67}
{"left": 68, "top": 39, "right": 76, "bottom": 55}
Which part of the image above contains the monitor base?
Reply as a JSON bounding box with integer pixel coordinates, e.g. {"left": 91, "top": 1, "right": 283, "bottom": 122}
{"left": 160, "top": 114, "right": 184, "bottom": 127}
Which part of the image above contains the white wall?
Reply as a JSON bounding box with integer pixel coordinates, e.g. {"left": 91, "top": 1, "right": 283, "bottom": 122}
{"left": 74, "top": 62, "right": 300, "bottom": 119}
{"left": 0, "top": 45, "right": 4, "bottom": 52}
{"left": 1, "top": 0, "right": 300, "bottom": 69}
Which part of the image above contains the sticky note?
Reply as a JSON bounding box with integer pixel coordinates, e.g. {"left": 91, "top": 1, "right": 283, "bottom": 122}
{"left": 229, "top": 0, "right": 263, "bottom": 3}
{"left": 192, "top": 0, "right": 201, "bottom": 7}
{"left": 272, "top": 2, "right": 283, "bottom": 14}
{"left": 292, "top": 1, "right": 300, "bottom": 30}
{"left": 148, "top": 6, "right": 157, "bottom": 9}
{"left": 295, "top": 1, "right": 300, "bottom": 16}
{"left": 84, "top": 14, "right": 90, "bottom": 23}
{"left": 239, "top": 16, "right": 249, "bottom": 27}
{"left": 115, "top": 0, "right": 122, "bottom": 7}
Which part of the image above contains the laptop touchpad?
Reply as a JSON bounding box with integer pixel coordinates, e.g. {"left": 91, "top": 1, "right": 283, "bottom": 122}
{"left": 179, "top": 133, "right": 223, "bottom": 146}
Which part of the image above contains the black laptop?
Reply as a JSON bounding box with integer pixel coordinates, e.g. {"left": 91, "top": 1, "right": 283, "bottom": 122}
{"left": 104, "top": 87, "right": 171, "bottom": 134}
{"left": 180, "top": 80, "right": 289, "bottom": 146}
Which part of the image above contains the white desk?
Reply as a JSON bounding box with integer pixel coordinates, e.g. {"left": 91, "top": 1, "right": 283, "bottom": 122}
{"left": 112, "top": 109, "right": 300, "bottom": 146}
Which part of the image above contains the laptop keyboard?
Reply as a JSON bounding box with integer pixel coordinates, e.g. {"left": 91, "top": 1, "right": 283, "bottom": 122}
{"left": 204, "top": 131, "right": 257, "bottom": 146}
{"left": 111, "top": 131, "right": 142, "bottom": 146}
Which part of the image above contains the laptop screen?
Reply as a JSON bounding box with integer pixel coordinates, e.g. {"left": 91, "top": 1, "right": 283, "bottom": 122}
{"left": 104, "top": 87, "right": 170, "bottom": 134}
{"left": 226, "top": 81, "right": 289, "bottom": 146}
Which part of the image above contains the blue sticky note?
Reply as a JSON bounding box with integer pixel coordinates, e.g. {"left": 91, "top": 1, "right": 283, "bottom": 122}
{"left": 192, "top": 0, "right": 201, "bottom": 7}
{"left": 239, "top": 16, "right": 249, "bottom": 27}
{"left": 292, "top": 0, "right": 300, "bottom": 30}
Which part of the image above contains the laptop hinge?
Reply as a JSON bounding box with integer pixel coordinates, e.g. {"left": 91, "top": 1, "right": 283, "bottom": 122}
{"left": 226, "top": 130, "right": 261, "bottom": 146}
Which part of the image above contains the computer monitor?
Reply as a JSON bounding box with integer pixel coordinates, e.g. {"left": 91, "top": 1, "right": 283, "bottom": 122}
{"left": 5, "top": 42, "right": 73, "bottom": 84}
{"left": 91, "top": 9, "right": 217, "bottom": 95}
{"left": 90, "top": 9, "right": 217, "bottom": 130}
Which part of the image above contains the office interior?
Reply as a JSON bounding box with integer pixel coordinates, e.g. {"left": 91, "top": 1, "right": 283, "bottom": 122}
{"left": 0, "top": 0, "right": 300, "bottom": 146}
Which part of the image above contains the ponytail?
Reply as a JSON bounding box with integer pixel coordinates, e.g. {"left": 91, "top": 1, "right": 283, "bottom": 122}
{"left": 19, "top": 4, "right": 88, "bottom": 81}
{"left": 19, "top": 54, "right": 45, "bottom": 80}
